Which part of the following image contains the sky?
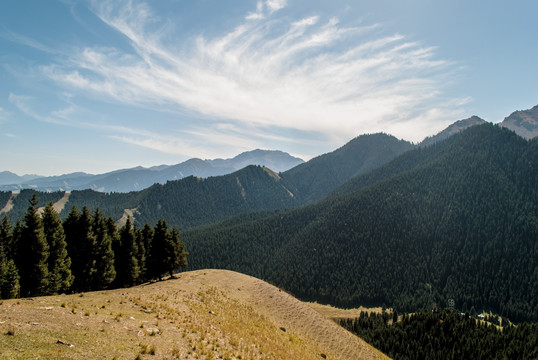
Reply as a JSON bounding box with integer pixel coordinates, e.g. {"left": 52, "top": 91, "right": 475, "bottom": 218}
{"left": 1, "top": 0, "right": 537, "bottom": 176}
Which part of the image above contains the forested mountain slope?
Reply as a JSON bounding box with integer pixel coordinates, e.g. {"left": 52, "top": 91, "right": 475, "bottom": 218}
{"left": 0, "top": 166, "right": 297, "bottom": 229}
{"left": 183, "top": 124, "right": 538, "bottom": 322}
{"left": 134, "top": 165, "right": 298, "bottom": 228}
{"left": 280, "top": 133, "right": 414, "bottom": 204}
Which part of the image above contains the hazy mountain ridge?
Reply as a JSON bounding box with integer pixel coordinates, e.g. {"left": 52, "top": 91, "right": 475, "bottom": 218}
{"left": 0, "top": 171, "right": 41, "bottom": 186}
{"left": 0, "top": 149, "right": 304, "bottom": 193}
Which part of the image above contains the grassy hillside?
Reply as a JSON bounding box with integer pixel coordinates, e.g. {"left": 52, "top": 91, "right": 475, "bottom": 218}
{"left": 183, "top": 124, "right": 538, "bottom": 322}
{"left": 0, "top": 269, "right": 386, "bottom": 360}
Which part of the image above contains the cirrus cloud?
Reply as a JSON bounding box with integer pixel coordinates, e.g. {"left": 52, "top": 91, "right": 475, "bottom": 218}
{"left": 43, "top": 0, "right": 467, "bottom": 153}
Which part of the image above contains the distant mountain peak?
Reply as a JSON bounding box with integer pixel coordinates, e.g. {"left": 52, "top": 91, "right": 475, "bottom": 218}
{"left": 420, "top": 116, "right": 487, "bottom": 147}
{"left": 500, "top": 104, "right": 538, "bottom": 139}
{"left": 0, "top": 171, "right": 42, "bottom": 186}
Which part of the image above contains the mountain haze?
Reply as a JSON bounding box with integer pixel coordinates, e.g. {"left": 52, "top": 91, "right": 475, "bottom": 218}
{"left": 0, "top": 150, "right": 304, "bottom": 193}
{"left": 0, "top": 171, "right": 40, "bottom": 186}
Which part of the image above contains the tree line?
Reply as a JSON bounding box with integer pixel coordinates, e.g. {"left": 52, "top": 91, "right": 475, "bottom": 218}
{"left": 338, "top": 309, "right": 538, "bottom": 359}
{"left": 0, "top": 194, "right": 188, "bottom": 299}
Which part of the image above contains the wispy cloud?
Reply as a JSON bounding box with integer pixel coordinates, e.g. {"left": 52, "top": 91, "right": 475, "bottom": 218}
{"left": 247, "top": 0, "right": 287, "bottom": 19}
{"left": 266, "top": 0, "right": 287, "bottom": 13}
{"left": 43, "top": 0, "right": 466, "bottom": 152}
{"left": 1, "top": 30, "right": 56, "bottom": 54}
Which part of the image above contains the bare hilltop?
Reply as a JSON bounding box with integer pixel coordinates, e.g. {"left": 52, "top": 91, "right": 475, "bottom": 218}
{"left": 0, "top": 269, "right": 387, "bottom": 360}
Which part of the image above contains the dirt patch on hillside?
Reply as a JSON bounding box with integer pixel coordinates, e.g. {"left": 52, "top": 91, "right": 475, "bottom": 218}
{"left": 0, "top": 269, "right": 388, "bottom": 360}
{"left": 117, "top": 208, "right": 138, "bottom": 227}
{"left": 37, "top": 191, "right": 71, "bottom": 216}
{"left": 0, "top": 192, "right": 17, "bottom": 215}
{"left": 52, "top": 191, "right": 70, "bottom": 214}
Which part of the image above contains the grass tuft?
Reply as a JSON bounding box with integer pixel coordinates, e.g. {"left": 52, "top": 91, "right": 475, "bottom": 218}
{"left": 6, "top": 326, "right": 15, "bottom": 336}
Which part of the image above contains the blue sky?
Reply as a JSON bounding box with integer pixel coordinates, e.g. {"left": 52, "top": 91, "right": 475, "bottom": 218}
{"left": 1, "top": 0, "right": 537, "bottom": 176}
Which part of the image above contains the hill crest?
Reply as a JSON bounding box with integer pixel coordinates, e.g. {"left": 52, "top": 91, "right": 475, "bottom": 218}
{"left": 0, "top": 269, "right": 386, "bottom": 360}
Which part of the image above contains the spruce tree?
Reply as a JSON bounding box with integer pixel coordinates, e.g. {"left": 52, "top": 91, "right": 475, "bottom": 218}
{"left": 106, "top": 216, "right": 120, "bottom": 249}
{"left": 91, "top": 209, "right": 115, "bottom": 290}
{"left": 168, "top": 226, "right": 188, "bottom": 277}
{"left": 64, "top": 206, "right": 95, "bottom": 292}
{"left": 11, "top": 219, "right": 23, "bottom": 263}
{"left": 42, "top": 202, "right": 73, "bottom": 294}
{"left": 115, "top": 218, "right": 139, "bottom": 287}
{"left": 0, "top": 216, "right": 13, "bottom": 260}
{"left": 148, "top": 219, "right": 169, "bottom": 280}
{"left": 17, "top": 194, "right": 49, "bottom": 296}
{"left": 148, "top": 220, "right": 188, "bottom": 280}
{"left": 0, "top": 258, "right": 20, "bottom": 299}
{"left": 136, "top": 223, "right": 153, "bottom": 282}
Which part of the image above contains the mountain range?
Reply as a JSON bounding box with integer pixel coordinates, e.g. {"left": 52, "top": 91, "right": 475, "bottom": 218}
{"left": 1, "top": 104, "right": 537, "bottom": 323}
{"left": 0, "top": 149, "right": 304, "bottom": 193}
{"left": 2, "top": 104, "right": 537, "bottom": 194}
{"left": 2, "top": 103, "right": 537, "bottom": 194}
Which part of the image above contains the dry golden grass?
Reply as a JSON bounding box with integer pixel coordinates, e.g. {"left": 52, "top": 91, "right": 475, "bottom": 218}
{"left": 0, "top": 269, "right": 388, "bottom": 360}
{"left": 307, "top": 303, "right": 387, "bottom": 321}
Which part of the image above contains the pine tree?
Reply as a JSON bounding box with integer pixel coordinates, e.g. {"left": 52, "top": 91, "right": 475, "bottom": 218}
{"left": 148, "top": 220, "right": 188, "bottom": 280}
{"left": 90, "top": 209, "right": 115, "bottom": 290}
{"left": 106, "top": 216, "right": 120, "bottom": 249}
{"left": 115, "top": 218, "right": 139, "bottom": 287}
{"left": 64, "top": 206, "right": 95, "bottom": 292}
{"left": 148, "top": 219, "right": 169, "bottom": 280}
{"left": 169, "top": 226, "right": 188, "bottom": 276}
{"left": 16, "top": 194, "right": 49, "bottom": 296}
{"left": 0, "top": 216, "right": 13, "bottom": 260}
{"left": 0, "top": 258, "right": 20, "bottom": 299}
{"left": 11, "top": 219, "right": 23, "bottom": 263}
{"left": 42, "top": 202, "right": 73, "bottom": 294}
{"left": 136, "top": 223, "right": 153, "bottom": 282}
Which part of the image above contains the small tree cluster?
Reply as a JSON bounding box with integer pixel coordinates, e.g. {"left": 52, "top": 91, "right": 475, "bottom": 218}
{"left": 0, "top": 195, "right": 188, "bottom": 299}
